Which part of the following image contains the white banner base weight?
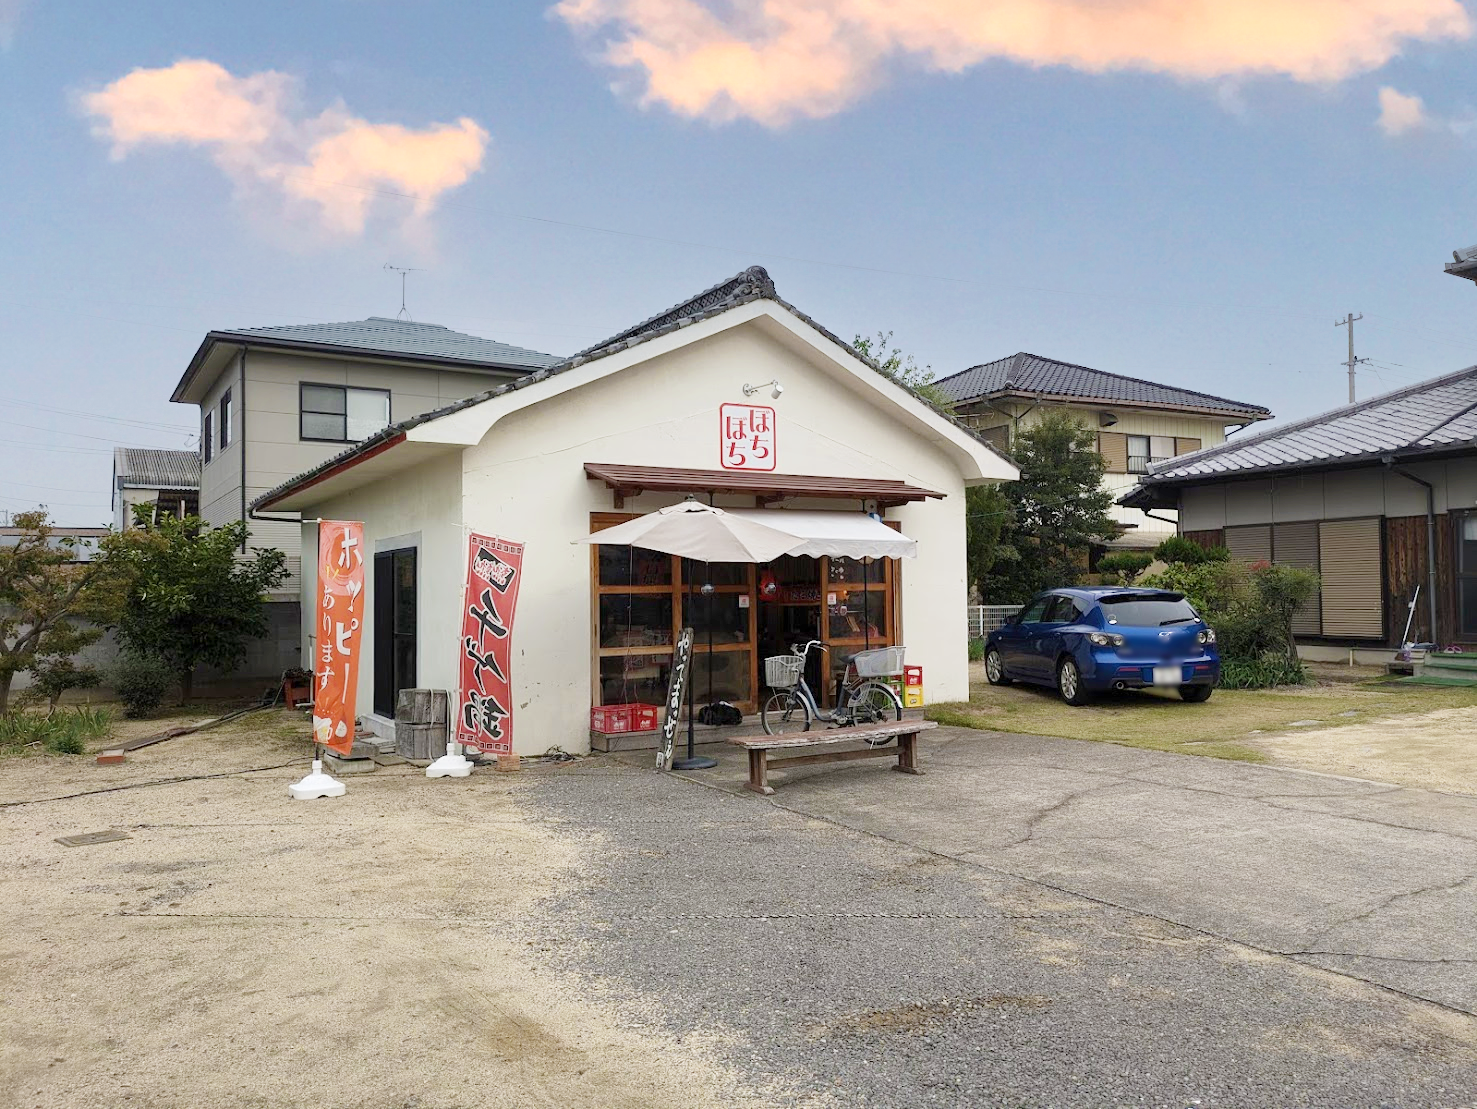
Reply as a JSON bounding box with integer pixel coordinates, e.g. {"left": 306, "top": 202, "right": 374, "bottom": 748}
{"left": 289, "top": 759, "right": 347, "bottom": 800}
{"left": 426, "top": 743, "right": 474, "bottom": 778}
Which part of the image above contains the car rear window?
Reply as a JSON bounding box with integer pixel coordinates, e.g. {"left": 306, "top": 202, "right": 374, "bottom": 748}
{"left": 1098, "top": 594, "right": 1200, "bottom": 627}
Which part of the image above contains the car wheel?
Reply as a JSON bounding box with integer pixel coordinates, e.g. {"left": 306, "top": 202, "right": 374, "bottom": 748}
{"left": 985, "top": 649, "right": 1012, "bottom": 686}
{"left": 1057, "top": 657, "right": 1092, "bottom": 706}
{"left": 1179, "top": 684, "right": 1213, "bottom": 703}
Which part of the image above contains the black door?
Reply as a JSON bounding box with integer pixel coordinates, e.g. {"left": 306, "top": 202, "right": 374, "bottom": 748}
{"left": 374, "top": 548, "right": 417, "bottom": 717}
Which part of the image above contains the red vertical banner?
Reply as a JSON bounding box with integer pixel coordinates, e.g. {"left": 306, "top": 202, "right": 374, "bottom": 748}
{"left": 313, "top": 521, "right": 366, "bottom": 756}
{"left": 455, "top": 533, "right": 525, "bottom": 754}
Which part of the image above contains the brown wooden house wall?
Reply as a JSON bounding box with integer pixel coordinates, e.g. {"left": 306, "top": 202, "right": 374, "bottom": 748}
{"left": 1384, "top": 513, "right": 1459, "bottom": 646}
{"left": 1182, "top": 529, "right": 1224, "bottom": 550}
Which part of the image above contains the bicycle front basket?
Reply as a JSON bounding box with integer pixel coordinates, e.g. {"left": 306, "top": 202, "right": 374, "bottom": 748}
{"left": 852, "top": 645, "right": 905, "bottom": 677}
{"left": 764, "top": 654, "right": 806, "bottom": 689}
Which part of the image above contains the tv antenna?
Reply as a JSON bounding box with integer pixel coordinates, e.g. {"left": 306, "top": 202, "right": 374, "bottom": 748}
{"left": 383, "top": 263, "right": 422, "bottom": 321}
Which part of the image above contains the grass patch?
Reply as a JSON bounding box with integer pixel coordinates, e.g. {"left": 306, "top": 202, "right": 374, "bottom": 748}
{"left": 928, "top": 673, "right": 1477, "bottom": 764}
{"left": 0, "top": 706, "right": 114, "bottom": 757}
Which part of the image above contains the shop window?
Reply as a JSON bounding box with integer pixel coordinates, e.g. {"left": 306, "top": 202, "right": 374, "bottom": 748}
{"left": 828, "top": 590, "right": 887, "bottom": 640}
{"left": 682, "top": 592, "right": 750, "bottom": 644}
{"left": 599, "top": 594, "right": 673, "bottom": 649}
{"left": 599, "top": 654, "right": 672, "bottom": 707}
{"left": 599, "top": 545, "right": 672, "bottom": 587}
{"left": 682, "top": 560, "right": 749, "bottom": 586}
{"left": 690, "top": 651, "right": 752, "bottom": 705}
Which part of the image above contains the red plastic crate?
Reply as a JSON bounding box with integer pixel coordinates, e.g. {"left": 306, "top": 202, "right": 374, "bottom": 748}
{"left": 590, "top": 703, "right": 661, "bottom": 734}
{"left": 590, "top": 705, "right": 631, "bottom": 734}
{"left": 903, "top": 664, "right": 924, "bottom": 686}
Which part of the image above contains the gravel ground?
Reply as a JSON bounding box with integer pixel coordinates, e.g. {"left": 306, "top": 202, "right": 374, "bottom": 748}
{"left": 529, "top": 759, "right": 1477, "bottom": 1108}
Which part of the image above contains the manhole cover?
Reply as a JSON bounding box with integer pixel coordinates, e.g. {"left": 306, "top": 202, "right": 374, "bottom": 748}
{"left": 56, "top": 830, "right": 131, "bottom": 847}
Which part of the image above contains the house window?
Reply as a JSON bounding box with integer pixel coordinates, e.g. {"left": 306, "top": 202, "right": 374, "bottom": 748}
{"left": 219, "top": 389, "right": 233, "bottom": 450}
{"left": 300, "top": 384, "right": 391, "bottom": 443}
{"left": 1126, "top": 435, "right": 1175, "bottom": 474}
{"left": 203, "top": 411, "right": 214, "bottom": 464}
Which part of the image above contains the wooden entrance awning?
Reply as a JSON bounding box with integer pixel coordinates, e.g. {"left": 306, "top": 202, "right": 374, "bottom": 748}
{"left": 583, "top": 463, "right": 944, "bottom": 510}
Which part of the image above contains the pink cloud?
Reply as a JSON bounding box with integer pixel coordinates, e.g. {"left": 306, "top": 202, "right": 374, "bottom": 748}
{"left": 81, "top": 60, "right": 489, "bottom": 235}
{"left": 556, "top": 0, "right": 1473, "bottom": 125}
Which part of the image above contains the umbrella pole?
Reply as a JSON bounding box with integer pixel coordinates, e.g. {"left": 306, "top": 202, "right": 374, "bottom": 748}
{"left": 673, "top": 557, "right": 716, "bottom": 770}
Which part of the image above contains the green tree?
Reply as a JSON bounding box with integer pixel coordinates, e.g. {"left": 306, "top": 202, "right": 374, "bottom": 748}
{"left": 852, "top": 331, "right": 952, "bottom": 407}
{"left": 982, "top": 410, "right": 1118, "bottom": 600}
{"left": 0, "top": 510, "right": 124, "bottom": 714}
{"left": 1096, "top": 550, "right": 1153, "bottom": 585}
{"left": 964, "top": 483, "right": 1015, "bottom": 601}
{"left": 104, "top": 514, "right": 287, "bottom": 703}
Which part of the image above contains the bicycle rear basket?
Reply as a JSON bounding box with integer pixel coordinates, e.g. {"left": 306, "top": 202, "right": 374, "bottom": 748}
{"left": 852, "top": 645, "right": 906, "bottom": 677}
{"left": 764, "top": 654, "right": 806, "bottom": 689}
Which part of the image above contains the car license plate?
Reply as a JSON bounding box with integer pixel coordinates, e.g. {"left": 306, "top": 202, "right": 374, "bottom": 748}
{"left": 1153, "top": 665, "right": 1182, "bottom": 686}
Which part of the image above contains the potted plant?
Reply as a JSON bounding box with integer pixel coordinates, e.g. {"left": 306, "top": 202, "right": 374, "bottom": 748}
{"left": 281, "top": 668, "right": 313, "bottom": 709}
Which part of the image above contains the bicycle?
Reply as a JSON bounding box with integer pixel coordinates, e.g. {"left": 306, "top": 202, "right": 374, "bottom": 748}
{"left": 760, "top": 640, "right": 904, "bottom": 740}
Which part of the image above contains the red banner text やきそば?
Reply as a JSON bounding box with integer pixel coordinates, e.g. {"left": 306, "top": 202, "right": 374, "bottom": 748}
{"left": 314, "top": 520, "right": 365, "bottom": 756}
{"left": 454, "top": 533, "right": 524, "bottom": 754}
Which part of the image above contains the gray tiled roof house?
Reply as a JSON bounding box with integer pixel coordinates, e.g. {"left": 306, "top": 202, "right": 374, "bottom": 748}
{"left": 171, "top": 317, "right": 562, "bottom": 403}
{"left": 1121, "top": 364, "right": 1477, "bottom": 508}
{"left": 935, "top": 352, "right": 1271, "bottom": 422}
{"left": 113, "top": 447, "right": 201, "bottom": 491}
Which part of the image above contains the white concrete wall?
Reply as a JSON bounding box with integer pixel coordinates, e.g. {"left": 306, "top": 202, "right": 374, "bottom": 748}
{"left": 1178, "top": 456, "right": 1477, "bottom": 530}
{"left": 443, "top": 321, "right": 973, "bottom": 756}
{"left": 302, "top": 452, "right": 465, "bottom": 723}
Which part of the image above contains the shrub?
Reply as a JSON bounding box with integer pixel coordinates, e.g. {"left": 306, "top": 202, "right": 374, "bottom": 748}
{"left": 1096, "top": 551, "right": 1153, "bottom": 585}
{"left": 1141, "top": 559, "right": 1320, "bottom": 690}
{"left": 17, "top": 658, "right": 102, "bottom": 712}
{"left": 111, "top": 652, "right": 175, "bottom": 718}
{"left": 967, "top": 637, "right": 986, "bottom": 662}
{"left": 1153, "top": 537, "right": 1229, "bottom": 566}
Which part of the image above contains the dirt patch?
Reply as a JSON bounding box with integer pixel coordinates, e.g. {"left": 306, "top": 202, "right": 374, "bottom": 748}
{"left": 1249, "top": 706, "right": 1477, "bottom": 794}
{"left": 0, "top": 724, "right": 777, "bottom": 1108}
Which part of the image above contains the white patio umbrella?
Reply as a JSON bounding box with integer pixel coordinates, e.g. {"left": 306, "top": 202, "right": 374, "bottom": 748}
{"left": 579, "top": 500, "right": 799, "bottom": 563}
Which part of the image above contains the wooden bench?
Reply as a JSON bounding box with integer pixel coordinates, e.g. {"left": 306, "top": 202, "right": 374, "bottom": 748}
{"left": 727, "top": 720, "right": 937, "bottom": 795}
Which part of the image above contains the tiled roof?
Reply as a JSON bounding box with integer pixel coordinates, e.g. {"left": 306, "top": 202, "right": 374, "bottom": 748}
{"left": 113, "top": 447, "right": 201, "bottom": 490}
{"left": 934, "top": 352, "right": 1271, "bottom": 420}
{"left": 214, "top": 317, "right": 562, "bottom": 371}
{"left": 1121, "top": 365, "right": 1477, "bottom": 504}
{"left": 253, "top": 267, "right": 1012, "bottom": 511}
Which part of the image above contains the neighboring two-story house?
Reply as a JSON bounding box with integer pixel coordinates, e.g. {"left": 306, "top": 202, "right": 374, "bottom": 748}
{"left": 935, "top": 353, "right": 1272, "bottom": 549}
{"left": 169, "top": 316, "right": 561, "bottom": 677}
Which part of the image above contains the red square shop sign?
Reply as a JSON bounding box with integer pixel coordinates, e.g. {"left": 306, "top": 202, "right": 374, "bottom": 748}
{"left": 719, "top": 403, "right": 776, "bottom": 471}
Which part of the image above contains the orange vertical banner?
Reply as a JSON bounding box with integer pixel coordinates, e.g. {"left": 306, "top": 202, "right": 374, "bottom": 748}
{"left": 313, "top": 520, "right": 365, "bottom": 756}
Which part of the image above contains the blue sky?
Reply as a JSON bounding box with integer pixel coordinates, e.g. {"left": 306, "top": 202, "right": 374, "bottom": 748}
{"left": 4, "top": 1, "right": 1477, "bottom": 525}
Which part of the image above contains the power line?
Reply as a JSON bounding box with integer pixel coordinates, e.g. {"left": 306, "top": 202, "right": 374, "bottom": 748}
{"left": 3, "top": 398, "right": 192, "bottom": 433}
{"left": 0, "top": 418, "right": 189, "bottom": 447}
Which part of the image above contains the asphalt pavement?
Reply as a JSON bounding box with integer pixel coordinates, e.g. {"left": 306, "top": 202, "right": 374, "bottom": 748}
{"left": 527, "top": 729, "right": 1477, "bottom": 1107}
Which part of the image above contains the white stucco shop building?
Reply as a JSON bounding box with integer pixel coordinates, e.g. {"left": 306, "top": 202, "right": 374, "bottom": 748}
{"left": 252, "top": 268, "right": 1017, "bottom": 755}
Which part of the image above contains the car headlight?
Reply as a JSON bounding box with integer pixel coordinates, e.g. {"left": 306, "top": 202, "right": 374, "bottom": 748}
{"left": 1197, "top": 628, "right": 1217, "bottom": 645}
{"left": 1087, "top": 632, "right": 1125, "bottom": 647}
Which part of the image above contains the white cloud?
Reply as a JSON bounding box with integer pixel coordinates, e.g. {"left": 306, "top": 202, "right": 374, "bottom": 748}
{"left": 81, "top": 59, "right": 489, "bottom": 235}
{"left": 1376, "top": 86, "right": 1430, "bottom": 135}
{"left": 555, "top": 0, "right": 1473, "bottom": 126}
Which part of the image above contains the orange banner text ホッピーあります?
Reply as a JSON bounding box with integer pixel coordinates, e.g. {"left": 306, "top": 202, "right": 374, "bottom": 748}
{"left": 314, "top": 521, "right": 365, "bottom": 755}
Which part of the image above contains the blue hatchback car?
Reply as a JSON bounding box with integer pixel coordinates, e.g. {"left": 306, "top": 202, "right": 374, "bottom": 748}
{"left": 985, "top": 587, "right": 1220, "bottom": 706}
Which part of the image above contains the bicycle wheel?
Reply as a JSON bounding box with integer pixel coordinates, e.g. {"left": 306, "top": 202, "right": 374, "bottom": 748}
{"left": 761, "top": 690, "right": 812, "bottom": 736}
{"left": 850, "top": 681, "right": 903, "bottom": 743}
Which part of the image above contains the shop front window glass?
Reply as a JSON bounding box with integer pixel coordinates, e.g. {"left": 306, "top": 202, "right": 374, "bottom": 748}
{"left": 599, "top": 545, "right": 672, "bottom": 587}
{"left": 691, "top": 651, "right": 752, "bottom": 704}
{"left": 683, "top": 593, "right": 750, "bottom": 643}
{"left": 827, "top": 590, "right": 888, "bottom": 641}
{"left": 827, "top": 556, "right": 881, "bottom": 585}
{"left": 599, "top": 594, "right": 673, "bottom": 649}
{"left": 600, "top": 654, "right": 672, "bottom": 706}
{"left": 682, "top": 561, "right": 749, "bottom": 586}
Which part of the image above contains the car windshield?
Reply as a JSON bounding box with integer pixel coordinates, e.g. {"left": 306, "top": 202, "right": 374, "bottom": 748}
{"left": 1098, "top": 594, "right": 1200, "bottom": 627}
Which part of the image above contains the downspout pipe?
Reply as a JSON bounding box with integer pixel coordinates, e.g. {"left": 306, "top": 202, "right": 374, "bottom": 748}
{"left": 1383, "top": 456, "right": 1439, "bottom": 643}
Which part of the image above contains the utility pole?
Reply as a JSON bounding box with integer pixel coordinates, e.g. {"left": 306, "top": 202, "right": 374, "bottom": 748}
{"left": 1334, "top": 312, "right": 1368, "bottom": 403}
